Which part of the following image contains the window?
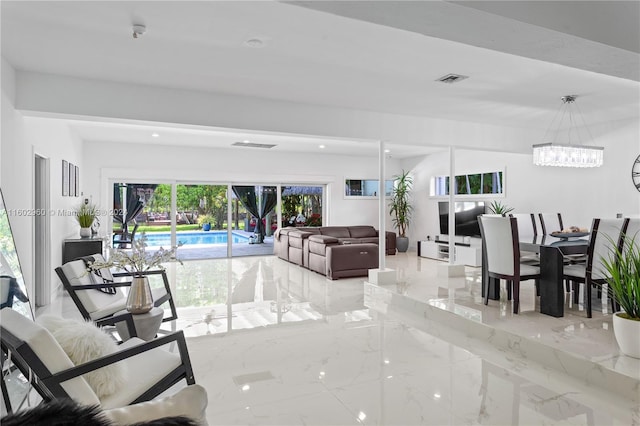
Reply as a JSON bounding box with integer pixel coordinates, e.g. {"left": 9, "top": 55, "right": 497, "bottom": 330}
{"left": 431, "top": 171, "right": 504, "bottom": 196}
{"left": 344, "top": 179, "right": 393, "bottom": 198}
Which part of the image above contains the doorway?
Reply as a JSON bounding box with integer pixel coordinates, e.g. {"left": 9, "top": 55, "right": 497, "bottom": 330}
{"left": 34, "top": 154, "right": 50, "bottom": 307}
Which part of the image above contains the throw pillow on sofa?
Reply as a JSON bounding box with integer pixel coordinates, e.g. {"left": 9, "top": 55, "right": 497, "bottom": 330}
{"left": 37, "top": 315, "right": 127, "bottom": 399}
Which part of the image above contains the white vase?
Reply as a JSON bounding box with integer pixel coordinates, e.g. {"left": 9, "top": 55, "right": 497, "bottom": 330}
{"left": 79, "top": 227, "right": 91, "bottom": 238}
{"left": 126, "top": 276, "right": 154, "bottom": 314}
{"left": 613, "top": 312, "right": 640, "bottom": 358}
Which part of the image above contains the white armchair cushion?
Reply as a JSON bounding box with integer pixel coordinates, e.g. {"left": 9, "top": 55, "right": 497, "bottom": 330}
{"left": 103, "top": 384, "right": 209, "bottom": 425}
{"left": 59, "top": 255, "right": 126, "bottom": 318}
{"left": 99, "top": 337, "right": 183, "bottom": 409}
{"left": 0, "top": 309, "right": 100, "bottom": 406}
{"left": 37, "top": 315, "right": 127, "bottom": 399}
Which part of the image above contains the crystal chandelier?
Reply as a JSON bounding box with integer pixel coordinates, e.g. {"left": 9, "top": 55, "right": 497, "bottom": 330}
{"left": 533, "top": 95, "right": 604, "bottom": 168}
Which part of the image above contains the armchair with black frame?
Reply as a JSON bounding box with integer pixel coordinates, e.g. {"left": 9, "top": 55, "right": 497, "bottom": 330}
{"left": 54, "top": 254, "right": 178, "bottom": 338}
{"left": 0, "top": 308, "right": 203, "bottom": 420}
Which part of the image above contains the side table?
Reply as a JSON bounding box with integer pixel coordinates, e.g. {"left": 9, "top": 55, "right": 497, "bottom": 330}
{"left": 114, "top": 307, "right": 163, "bottom": 341}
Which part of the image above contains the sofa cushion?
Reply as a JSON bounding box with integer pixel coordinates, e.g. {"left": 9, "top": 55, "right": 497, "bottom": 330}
{"left": 348, "top": 226, "right": 378, "bottom": 238}
{"left": 308, "top": 235, "right": 339, "bottom": 244}
{"left": 355, "top": 237, "right": 380, "bottom": 244}
{"left": 319, "top": 227, "right": 351, "bottom": 238}
{"left": 338, "top": 238, "right": 359, "bottom": 245}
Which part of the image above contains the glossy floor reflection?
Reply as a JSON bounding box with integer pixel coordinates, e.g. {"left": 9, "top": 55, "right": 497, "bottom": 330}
{"left": 42, "top": 253, "right": 639, "bottom": 425}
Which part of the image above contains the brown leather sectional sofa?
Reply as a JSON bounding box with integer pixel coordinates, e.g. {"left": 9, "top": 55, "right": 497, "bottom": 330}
{"left": 273, "top": 226, "right": 396, "bottom": 279}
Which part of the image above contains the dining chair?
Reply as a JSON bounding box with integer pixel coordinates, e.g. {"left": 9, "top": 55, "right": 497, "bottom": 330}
{"left": 562, "top": 218, "right": 625, "bottom": 318}
{"left": 622, "top": 217, "right": 640, "bottom": 249}
{"left": 55, "top": 254, "right": 178, "bottom": 331}
{"left": 479, "top": 215, "right": 541, "bottom": 314}
{"left": 539, "top": 213, "right": 564, "bottom": 235}
{"left": 510, "top": 213, "right": 539, "bottom": 264}
{"left": 113, "top": 222, "right": 139, "bottom": 249}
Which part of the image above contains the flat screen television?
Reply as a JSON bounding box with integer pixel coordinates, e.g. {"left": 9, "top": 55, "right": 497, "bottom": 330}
{"left": 438, "top": 201, "right": 486, "bottom": 237}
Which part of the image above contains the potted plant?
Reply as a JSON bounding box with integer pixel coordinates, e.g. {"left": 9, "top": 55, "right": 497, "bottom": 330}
{"left": 602, "top": 235, "right": 640, "bottom": 358}
{"left": 198, "top": 214, "right": 213, "bottom": 231}
{"left": 389, "top": 170, "right": 413, "bottom": 252}
{"left": 87, "top": 233, "right": 181, "bottom": 313}
{"left": 488, "top": 200, "right": 514, "bottom": 216}
{"left": 76, "top": 201, "right": 97, "bottom": 238}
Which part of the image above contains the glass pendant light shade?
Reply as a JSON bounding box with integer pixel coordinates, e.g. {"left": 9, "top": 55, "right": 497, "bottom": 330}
{"left": 533, "top": 95, "right": 604, "bottom": 168}
{"left": 532, "top": 143, "right": 604, "bottom": 168}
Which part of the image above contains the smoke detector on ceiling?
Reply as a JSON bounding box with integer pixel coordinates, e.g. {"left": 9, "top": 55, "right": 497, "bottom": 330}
{"left": 244, "top": 38, "right": 266, "bottom": 48}
{"left": 133, "top": 24, "right": 146, "bottom": 39}
{"left": 436, "top": 73, "right": 469, "bottom": 84}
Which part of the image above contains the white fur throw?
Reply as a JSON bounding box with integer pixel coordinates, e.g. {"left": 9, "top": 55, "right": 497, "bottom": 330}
{"left": 37, "top": 315, "right": 127, "bottom": 399}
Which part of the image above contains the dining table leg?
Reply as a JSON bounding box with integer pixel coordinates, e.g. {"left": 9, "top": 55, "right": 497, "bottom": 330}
{"left": 539, "top": 246, "right": 564, "bottom": 317}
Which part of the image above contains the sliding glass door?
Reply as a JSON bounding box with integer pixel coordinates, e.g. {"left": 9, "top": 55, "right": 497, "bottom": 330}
{"left": 112, "top": 182, "right": 325, "bottom": 260}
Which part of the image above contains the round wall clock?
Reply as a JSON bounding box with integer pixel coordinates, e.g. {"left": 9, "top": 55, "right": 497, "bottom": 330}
{"left": 633, "top": 155, "right": 640, "bottom": 192}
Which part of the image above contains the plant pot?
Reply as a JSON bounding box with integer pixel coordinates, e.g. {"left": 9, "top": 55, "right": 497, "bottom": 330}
{"left": 396, "top": 236, "right": 409, "bottom": 253}
{"left": 202, "top": 223, "right": 211, "bottom": 231}
{"left": 126, "top": 276, "right": 154, "bottom": 314}
{"left": 79, "top": 227, "right": 91, "bottom": 238}
{"left": 613, "top": 312, "right": 640, "bottom": 358}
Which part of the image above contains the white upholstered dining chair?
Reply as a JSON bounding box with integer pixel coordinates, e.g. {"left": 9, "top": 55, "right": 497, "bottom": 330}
{"left": 479, "top": 215, "right": 540, "bottom": 314}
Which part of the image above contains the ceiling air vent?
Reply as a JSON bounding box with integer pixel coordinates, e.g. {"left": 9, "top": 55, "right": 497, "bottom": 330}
{"left": 232, "top": 141, "right": 277, "bottom": 149}
{"left": 436, "top": 73, "right": 469, "bottom": 84}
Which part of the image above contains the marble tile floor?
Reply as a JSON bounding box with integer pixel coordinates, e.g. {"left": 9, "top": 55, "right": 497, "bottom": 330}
{"left": 38, "top": 253, "right": 639, "bottom": 425}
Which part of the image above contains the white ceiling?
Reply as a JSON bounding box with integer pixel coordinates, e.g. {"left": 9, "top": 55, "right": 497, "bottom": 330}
{"left": 2, "top": 1, "right": 639, "bottom": 157}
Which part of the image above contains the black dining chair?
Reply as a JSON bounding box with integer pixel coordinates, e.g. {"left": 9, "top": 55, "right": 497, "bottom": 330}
{"left": 479, "top": 215, "right": 541, "bottom": 314}
{"left": 113, "top": 222, "right": 139, "bottom": 249}
{"left": 563, "top": 218, "right": 625, "bottom": 318}
{"left": 538, "top": 213, "right": 564, "bottom": 235}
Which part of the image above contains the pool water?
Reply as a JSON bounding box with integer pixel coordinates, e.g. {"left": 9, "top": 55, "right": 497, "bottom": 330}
{"left": 140, "top": 231, "right": 249, "bottom": 247}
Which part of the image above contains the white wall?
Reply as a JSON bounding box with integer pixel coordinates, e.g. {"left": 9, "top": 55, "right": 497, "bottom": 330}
{"left": 23, "top": 116, "right": 85, "bottom": 288}
{"left": 1, "top": 57, "right": 33, "bottom": 298}
{"left": 1, "top": 67, "right": 85, "bottom": 302}
{"left": 82, "top": 141, "right": 401, "bottom": 231}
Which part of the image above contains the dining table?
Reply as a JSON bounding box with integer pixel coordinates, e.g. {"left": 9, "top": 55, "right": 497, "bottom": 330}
{"left": 482, "top": 234, "right": 589, "bottom": 317}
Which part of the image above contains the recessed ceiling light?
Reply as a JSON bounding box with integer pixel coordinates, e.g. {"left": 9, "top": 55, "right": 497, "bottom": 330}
{"left": 243, "top": 140, "right": 250, "bottom": 144}
{"left": 384, "top": 149, "right": 390, "bottom": 153}
{"left": 151, "top": 132, "right": 159, "bottom": 138}
{"left": 319, "top": 145, "right": 326, "bottom": 149}
{"left": 244, "top": 38, "right": 265, "bottom": 48}
{"left": 232, "top": 141, "right": 276, "bottom": 149}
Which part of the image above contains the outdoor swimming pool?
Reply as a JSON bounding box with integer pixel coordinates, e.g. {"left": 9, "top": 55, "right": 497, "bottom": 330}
{"left": 140, "top": 231, "right": 250, "bottom": 246}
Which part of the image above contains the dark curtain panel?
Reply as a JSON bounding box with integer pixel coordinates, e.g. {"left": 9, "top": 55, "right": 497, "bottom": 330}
{"left": 113, "top": 184, "right": 156, "bottom": 234}
{"left": 232, "top": 185, "right": 259, "bottom": 228}
{"left": 232, "top": 186, "right": 277, "bottom": 243}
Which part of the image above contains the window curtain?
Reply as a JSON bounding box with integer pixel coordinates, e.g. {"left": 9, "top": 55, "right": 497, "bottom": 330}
{"left": 232, "top": 186, "right": 277, "bottom": 243}
{"left": 113, "top": 184, "right": 156, "bottom": 235}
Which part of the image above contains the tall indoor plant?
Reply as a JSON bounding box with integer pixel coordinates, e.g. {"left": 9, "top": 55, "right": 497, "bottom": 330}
{"left": 389, "top": 170, "right": 413, "bottom": 253}
{"left": 602, "top": 235, "right": 640, "bottom": 358}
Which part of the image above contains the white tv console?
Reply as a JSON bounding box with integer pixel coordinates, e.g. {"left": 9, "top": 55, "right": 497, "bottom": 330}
{"left": 417, "top": 236, "right": 482, "bottom": 267}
